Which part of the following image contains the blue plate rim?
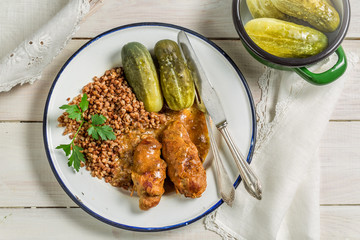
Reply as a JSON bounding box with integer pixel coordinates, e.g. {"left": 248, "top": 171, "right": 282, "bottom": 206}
{"left": 42, "top": 22, "right": 257, "bottom": 232}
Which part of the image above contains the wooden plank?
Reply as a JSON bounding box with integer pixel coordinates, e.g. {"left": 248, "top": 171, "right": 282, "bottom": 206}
{"left": 347, "top": 0, "right": 360, "bottom": 39}
{"left": 74, "top": 0, "right": 360, "bottom": 39}
{"left": 1, "top": 121, "right": 359, "bottom": 206}
{"left": 0, "top": 123, "right": 75, "bottom": 207}
{"left": 0, "top": 208, "right": 221, "bottom": 240}
{"left": 0, "top": 39, "right": 359, "bottom": 122}
{"left": 0, "top": 206, "right": 359, "bottom": 239}
{"left": 319, "top": 122, "right": 360, "bottom": 205}
{"left": 320, "top": 206, "right": 360, "bottom": 240}
{"left": 76, "top": 0, "right": 236, "bottom": 39}
{"left": 332, "top": 41, "right": 360, "bottom": 120}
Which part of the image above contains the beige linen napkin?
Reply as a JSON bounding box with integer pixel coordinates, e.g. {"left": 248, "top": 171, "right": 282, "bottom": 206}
{"left": 0, "top": 0, "right": 97, "bottom": 92}
{"left": 205, "top": 53, "right": 358, "bottom": 240}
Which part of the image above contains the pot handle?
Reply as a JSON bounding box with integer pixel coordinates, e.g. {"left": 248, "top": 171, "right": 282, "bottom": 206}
{"left": 293, "top": 46, "right": 347, "bottom": 85}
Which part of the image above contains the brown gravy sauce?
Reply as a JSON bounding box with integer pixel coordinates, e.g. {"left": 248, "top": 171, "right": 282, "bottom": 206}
{"left": 111, "top": 104, "right": 210, "bottom": 190}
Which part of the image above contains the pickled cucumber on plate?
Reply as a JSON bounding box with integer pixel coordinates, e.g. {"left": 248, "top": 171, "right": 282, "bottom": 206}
{"left": 244, "top": 18, "right": 328, "bottom": 58}
{"left": 121, "top": 42, "right": 163, "bottom": 112}
{"left": 271, "top": 0, "right": 340, "bottom": 32}
{"left": 154, "top": 40, "right": 195, "bottom": 111}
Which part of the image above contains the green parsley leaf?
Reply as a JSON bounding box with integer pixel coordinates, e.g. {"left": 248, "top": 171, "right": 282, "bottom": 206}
{"left": 87, "top": 125, "right": 116, "bottom": 141}
{"left": 88, "top": 114, "right": 115, "bottom": 140}
{"left": 96, "top": 125, "right": 116, "bottom": 141}
{"left": 56, "top": 143, "right": 85, "bottom": 172}
{"left": 91, "top": 114, "right": 106, "bottom": 125}
{"left": 87, "top": 125, "right": 99, "bottom": 140}
{"left": 79, "top": 93, "right": 89, "bottom": 112}
{"left": 56, "top": 144, "right": 71, "bottom": 156}
{"left": 59, "top": 104, "right": 82, "bottom": 122}
{"left": 57, "top": 95, "right": 115, "bottom": 172}
{"left": 71, "top": 145, "right": 85, "bottom": 172}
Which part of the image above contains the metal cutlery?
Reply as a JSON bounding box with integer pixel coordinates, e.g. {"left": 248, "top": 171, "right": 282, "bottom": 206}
{"left": 177, "top": 30, "right": 262, "bottom": 200}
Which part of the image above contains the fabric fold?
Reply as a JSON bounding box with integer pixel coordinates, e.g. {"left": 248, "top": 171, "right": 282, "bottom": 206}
{"left": 205, "top": 53, "right": 358, "bottom": 240}
{"left": 0, "top": 0, "right": 90, "bottom": 92}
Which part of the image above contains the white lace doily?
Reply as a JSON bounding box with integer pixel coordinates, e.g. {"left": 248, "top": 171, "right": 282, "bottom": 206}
{"left": 0, "top": 0, "right": 91, "bottom": 92}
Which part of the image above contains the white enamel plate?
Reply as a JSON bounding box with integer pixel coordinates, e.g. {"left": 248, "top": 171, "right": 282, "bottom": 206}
{"left": 43, "top": 23, "right": 256, "bottom": 231}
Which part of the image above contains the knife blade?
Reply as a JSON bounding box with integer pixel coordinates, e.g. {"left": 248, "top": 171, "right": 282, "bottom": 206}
{"left": 177, "top": 30, "right": 262, "bottom": 200}
{"left": 177, "top": 31, "right": 226, "bottom": 128}
{"left": 177, "top": 31, "right": 235, "bottom": 205}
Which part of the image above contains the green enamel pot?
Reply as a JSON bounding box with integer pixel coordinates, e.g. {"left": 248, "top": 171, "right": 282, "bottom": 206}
{"left": 233, "top": 0, "right": 351, "bottom": 85}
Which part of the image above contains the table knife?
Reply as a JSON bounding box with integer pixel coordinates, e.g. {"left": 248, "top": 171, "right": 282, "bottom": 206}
{"left": 177, "top": 34, "right": 235, "bottom": 206}
{"left": 177, "top": 30, "right": 262, "bottom": 200}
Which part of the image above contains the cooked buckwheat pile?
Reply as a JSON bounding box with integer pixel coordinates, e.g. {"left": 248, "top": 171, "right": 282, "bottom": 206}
{"left": 58, "top": 67, "right": 167, "bottom": 190}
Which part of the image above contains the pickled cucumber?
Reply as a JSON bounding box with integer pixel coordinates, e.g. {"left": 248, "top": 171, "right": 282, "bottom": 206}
{"left": 154, "top": 40, "right": 195, "bottom": 111}
{"left": 271, "top": 0, "right": 340, "bottom": 32}
{"left": 245, "top": 18, "right": 328, "bottom": 58}
{"left": 121, "top": 42, "right": 163, "bottom": 112}
{"left": 246, "top": 0, "right": 287, "bottom": 19}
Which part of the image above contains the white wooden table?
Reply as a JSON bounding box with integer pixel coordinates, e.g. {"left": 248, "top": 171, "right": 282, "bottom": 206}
{"left": 1, "top": 1, "right": 359, "bottom": 239}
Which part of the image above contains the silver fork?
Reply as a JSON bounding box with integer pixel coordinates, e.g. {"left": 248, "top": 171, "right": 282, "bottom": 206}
{"left": 204, "top": 112, "right": 235, "bottom": 206}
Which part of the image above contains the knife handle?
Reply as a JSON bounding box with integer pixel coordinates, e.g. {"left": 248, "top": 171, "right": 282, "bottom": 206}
{"left": 218, "top": 124, "right": 262, "bottom": 200}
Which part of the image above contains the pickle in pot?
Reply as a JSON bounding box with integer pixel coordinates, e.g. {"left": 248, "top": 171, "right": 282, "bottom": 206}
{"left": 246, "top": 0, "right": 287, "bottom": 20}
{"left": 271, "top": 0, "right": 340, "bottom": 32}
{"left": 154, "top": 39, "right": 195, "bottom": 111}
{"left": 245, "top": 18, "right": 328, "bottom": 58}
{"left": 121, "top": 42, "right": 163, "bottom": 112}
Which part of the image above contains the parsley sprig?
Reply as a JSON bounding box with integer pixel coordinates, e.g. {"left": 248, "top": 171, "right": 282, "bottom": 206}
{"left": 56, "top": 93, "right": 116, "bottom": 172}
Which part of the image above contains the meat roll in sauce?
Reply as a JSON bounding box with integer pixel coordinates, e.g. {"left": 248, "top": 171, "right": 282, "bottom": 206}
{"left": 131, "top": 137, "right": 167, "bottom": 210}
{"left": 161, "top": 121, "right": 207, "bottom": 198}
